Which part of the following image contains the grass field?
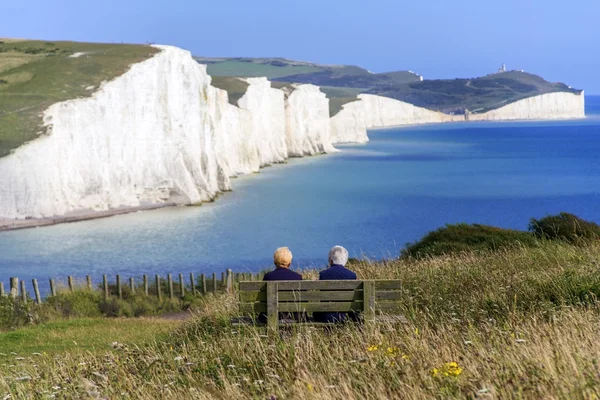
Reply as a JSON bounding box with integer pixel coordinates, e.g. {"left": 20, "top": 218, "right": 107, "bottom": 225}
{"left": 2, "top": 240, "right": 600, "bottom": 398}
{"left": 0, "top": 317, "right": 180, "bottom": 354}
{"left": 0, "top": 40, "right": 157, "bottom": 158}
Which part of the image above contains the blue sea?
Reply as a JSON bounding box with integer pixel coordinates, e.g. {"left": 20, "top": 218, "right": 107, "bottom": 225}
{"left": 1, "top": 96, "right": 599, "bottom": 292}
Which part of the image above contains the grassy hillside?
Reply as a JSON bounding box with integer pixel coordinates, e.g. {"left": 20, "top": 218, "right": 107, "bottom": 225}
{"left": 368, "top": 71, "right": 582, "bottom": 114}
{"left": 198, "top": 56, "right": 580, "bottom": 116}
{"left": 197, "top": 57, "right": 421, "bottom": 117}
{"left": 0, "top": 40, "right": 158, "bottom": 158}
{"left": 3, "top": 241, "right": 600, "bottom": 398}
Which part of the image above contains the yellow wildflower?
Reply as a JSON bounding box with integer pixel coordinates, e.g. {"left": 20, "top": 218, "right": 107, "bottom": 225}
{"left": 367, "top": 345, "right": 379, "bottom": 352}
{"left": 431, "top": 362, "right": 463, "bottom": 378}
{"left": 386, "top": 347, "right": 399, "bottom": 356}
{"left": 306, "top": 382, "right": 314, "bottom": 392}
{"left": 402, "top": 355, "right": 410, "bottom": 360}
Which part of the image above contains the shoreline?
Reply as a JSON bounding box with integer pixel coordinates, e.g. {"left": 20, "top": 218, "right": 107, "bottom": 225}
{"left": 0, "top": 202, "right": 178, "bottom": 232}
{"left": 0, "top": 114, "right": 589, "bottom": 233}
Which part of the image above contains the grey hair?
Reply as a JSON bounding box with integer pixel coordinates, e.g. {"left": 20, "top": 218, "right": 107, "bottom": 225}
{"left": 328, "top": 245, "right": 349, "bottom": 266}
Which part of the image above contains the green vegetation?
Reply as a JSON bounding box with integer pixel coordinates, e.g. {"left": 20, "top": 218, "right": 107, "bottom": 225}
{"left": 198, "top": 56, "right": 579, "bottom": 117}
{"left": 402, "top": 223, "right": 539, "bottom": 258}
{"left": 402, "top": 213, "right": 599, "bottom": 259}
{"left": 209, "top": 76, "right": 250, "bottom": 106}
{"left": 4, "top": 241, "right": 600, "bottom": 398}
{"left": 368, "top": 71, "right": 581, "bottom": 114}
{"left": 0, "top": 318, "right": 178, "bottom": 354}
{"left": 530, "top": 212, "right": 600, "bottom": 244}
{"left": 197, "top": 57, "right": 420, "bottom": 117}
{"left": 196, "top": 57, "right": 323, "bottom": 78}
{"left": 0, "top": 39, "right": 157, "bottom": 158}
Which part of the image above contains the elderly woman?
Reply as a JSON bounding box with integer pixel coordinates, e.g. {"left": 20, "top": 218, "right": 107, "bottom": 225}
{"left": 259, "top": 247, "right": 303, "bottom": 323}
{"left": 263, "top": 246, "right": 302, "bottom": 281}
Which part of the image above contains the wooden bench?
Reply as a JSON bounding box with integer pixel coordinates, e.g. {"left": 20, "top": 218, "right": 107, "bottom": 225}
{"left": 235, "top": 280, "right": 403, "bottom": 329}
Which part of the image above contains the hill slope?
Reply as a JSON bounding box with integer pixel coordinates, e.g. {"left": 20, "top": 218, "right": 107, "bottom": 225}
{"left": 0, "top": 40, "right": 157, "bottom": 158}
{"left": 199, "top": 57, "right": 581, "bottom": 116}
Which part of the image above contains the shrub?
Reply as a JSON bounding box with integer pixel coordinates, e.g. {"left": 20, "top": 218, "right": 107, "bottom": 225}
{"left": 529, "top": 212, "right": 600, "bottom": 244}
{"left": 44, "top": 291, "right": 102, "bottom": 318}
{"left": 401, "top": 223, "right": 538, "bottom": 258}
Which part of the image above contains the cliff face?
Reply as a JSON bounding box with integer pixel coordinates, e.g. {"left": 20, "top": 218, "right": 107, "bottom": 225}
{"left": 0, "top": 46, "right": 336, "bottom": 220}
{"left": 285, "top": 84, "right": 335, "bottom": 156}
{"left": 0, "top": 45, "right": 587, "bottom": 222}
{"left": 330, "top": 94, "right": 464, "bottom": 144}
{"left": 468, "top": 92, "right": 585, "bottom": 121}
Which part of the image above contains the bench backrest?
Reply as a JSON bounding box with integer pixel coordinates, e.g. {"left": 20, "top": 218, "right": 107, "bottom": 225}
{"left": 238, "top": 280, "right": 402, "bottom": 328}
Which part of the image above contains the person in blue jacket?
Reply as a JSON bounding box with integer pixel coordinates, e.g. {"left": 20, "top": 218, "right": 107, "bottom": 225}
{"left": 313, "top": 245, "right": 358, "bottom": 323}
{"left": 259, "top": 247, "right": 303, "bottom": 322}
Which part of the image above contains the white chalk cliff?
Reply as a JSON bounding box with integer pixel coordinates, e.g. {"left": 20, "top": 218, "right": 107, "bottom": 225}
{"left": 0, "top": 45, "right": 586, "bottom": 221}
{"left": 467, "top": 91, "right": 585, "bottom": 121}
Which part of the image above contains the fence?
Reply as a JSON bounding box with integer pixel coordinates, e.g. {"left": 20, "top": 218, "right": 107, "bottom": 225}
{"left": 0, "top": 270, "right": 265, "bottom": 304}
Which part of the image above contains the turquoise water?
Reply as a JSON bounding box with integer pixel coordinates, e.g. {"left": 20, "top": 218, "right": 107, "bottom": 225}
{"left": 1, "top": 96, "right": 599, "bottom": 291}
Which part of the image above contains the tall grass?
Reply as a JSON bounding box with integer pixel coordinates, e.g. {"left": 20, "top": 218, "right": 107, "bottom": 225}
{"left": 3, "top": 241, "right": 600, "bottom": 398}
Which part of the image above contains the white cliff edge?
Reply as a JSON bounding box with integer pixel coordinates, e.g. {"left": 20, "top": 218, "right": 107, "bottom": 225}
{"left": 0, "top": 45, "right": 586, "bottom": 223}
{"left": 467, "top": 91, "right": 585, "bottom": 121}
{"left": 0, "top": 46, "right": 336, "bottom": 220}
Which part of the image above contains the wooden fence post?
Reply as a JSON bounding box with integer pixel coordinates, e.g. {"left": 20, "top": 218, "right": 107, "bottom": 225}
{"left": 116, "top": 275, "right": 122, "bottom": 299}
{"left": 201, "top": 274, "right": 206, "bottom": 295}
{"left": 9, "top": 277, "right": 18, "bottom": 298}
{"left": 49, "top": 279, "right": 56, "bottom": 297}
{"left": 129, "top": 277, "right": 135, "bottom": 295}
{"left": 179, "top": 273, "right": 185, "bottom": 298}
{"left": 156, "top": 275, "right": 162, "bottom": 301}
{"left": 212, "top": 273, "right": 217, "bottom": 293}
{"left": 143, "top": 275, "right": 148, "bottom": 296}
{"left": 221, "top": 272, "right": 226, "bottom": 288}
{"left": 86, "top": 275, "right": 92, "bottom": 291}
{"left": 0, "top": 282, "right": 4, "bottom": 297}
{"left": 167, "top": 274, "right": 174, "bottom": 300}
{"left": 32, "top": 279, "right": 41, "bottom": 304}
{"left": 226, "top": 269, "right": 233, "bottom": 293}
{"left": 20, "top": 280, "right": 27, "bottom": 303}
{"left": 103, "top": 275, "right": 109, "bottom": 300}
{"left": 68, "top": 276, "right": 74, "bottom": 293}
{"left": 189, "top": 273, "right": 196, "bottom": 296}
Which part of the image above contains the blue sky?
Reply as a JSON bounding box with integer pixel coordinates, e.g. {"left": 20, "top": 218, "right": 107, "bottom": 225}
{"left": 3, "top": 0, "right": 599, "bottom": 93}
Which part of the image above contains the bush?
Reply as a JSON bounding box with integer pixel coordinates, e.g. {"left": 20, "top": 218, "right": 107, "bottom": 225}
{"left": 401, "top": 223, "right": 538, "bottom": 258}
{"left": 44, "top": 291, "right": 102, "bottom": 318}
{"left": 529, "top": 212, "right": 600, "bottom": 244}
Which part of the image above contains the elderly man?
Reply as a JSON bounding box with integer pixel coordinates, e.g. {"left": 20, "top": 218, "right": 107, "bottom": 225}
{"left": 314, "top": 245, "right": 358, "bottom": 323}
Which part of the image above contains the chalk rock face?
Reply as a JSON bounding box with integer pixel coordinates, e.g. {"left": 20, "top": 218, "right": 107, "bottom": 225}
{"left": 237, "top": 78, "right": 288, "bottom": 165}
{"left": 0, "top": 46, "right": 340, "bottom": 220}
{"left": 285, "top": 84, "right": 335, "bottom": 156}
{"left": 468, "top": 92, "right": 585, "bottom": 121}
{"left": 0, "top": 45, "right": 229, "bottom": 219}
{"left": 329, "top": 94, "right": 464, "bottom": 144}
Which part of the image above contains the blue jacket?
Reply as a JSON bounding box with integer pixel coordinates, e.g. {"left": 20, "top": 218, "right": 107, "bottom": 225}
{"left": 259, "top": 267, "right": 303, "bottom": 323}
{"left": 314, "top": 264, "right": 358, "bottom": 323}
{"left": 263, "top": 267, "right": 303, "bottom": 281}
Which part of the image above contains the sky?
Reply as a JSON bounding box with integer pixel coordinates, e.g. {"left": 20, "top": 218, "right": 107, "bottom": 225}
{"left": 3, "top": 0, "right": 599, "bottom": 93}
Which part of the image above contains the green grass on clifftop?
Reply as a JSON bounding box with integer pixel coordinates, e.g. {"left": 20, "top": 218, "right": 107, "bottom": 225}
{"left": 0, "top": 40, "right": 158, "bottom": 158}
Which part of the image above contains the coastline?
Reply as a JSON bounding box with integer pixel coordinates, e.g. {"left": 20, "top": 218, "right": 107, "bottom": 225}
{"left": 0, "top": 114, "right": 590, "bottom": 233}
{"left": 0, "top": 202, "right": 178, "bottom": 232}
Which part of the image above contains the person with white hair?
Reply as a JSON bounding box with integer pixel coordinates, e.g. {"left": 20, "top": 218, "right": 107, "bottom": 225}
{"left": 314, "top": 245, "right": 358, "bottom": 323}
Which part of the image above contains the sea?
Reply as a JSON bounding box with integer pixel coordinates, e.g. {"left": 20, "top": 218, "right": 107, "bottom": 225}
{"left": 1, "top": 96, "right": 599, "bottom": 292}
